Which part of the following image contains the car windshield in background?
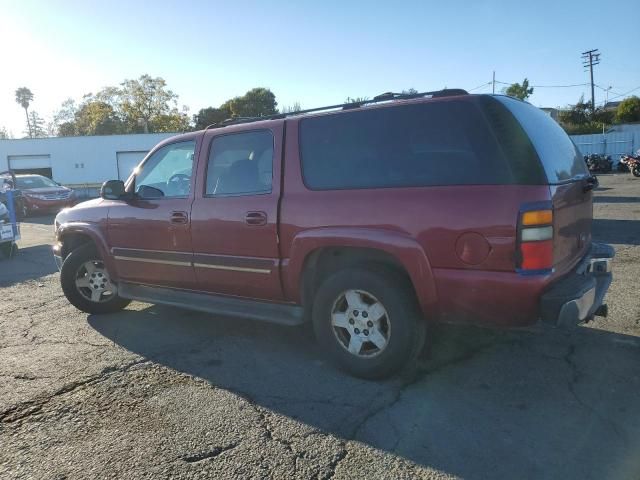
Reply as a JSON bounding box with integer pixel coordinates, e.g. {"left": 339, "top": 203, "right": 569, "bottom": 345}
{"left": 16, "top": 176, "right": 58, "bottom": 189}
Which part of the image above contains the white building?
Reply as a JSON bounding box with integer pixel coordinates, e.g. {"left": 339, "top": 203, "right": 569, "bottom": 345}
{"left": 0, "top": 133, "right": 177, "bottom": 196}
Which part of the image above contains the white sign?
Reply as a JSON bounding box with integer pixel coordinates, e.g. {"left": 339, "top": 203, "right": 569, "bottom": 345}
{"left": 0, "top": 224, "right": 14, "bottom": 241}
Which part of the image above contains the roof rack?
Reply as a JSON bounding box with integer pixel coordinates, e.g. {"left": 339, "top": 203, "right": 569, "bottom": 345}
{"left": 203, "top": 88, "right": 468, "bottom": 131}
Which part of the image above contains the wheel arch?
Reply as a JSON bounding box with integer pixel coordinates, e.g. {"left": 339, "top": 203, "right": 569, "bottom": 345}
{"left": 57, "top": 223, "right": 116, "bottom": 279}
{"left": 285, "top": 227, "right": 437, "bottom": 318}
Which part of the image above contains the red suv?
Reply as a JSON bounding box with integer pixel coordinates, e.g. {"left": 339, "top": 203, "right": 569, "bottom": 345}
{"left": 53, "top": 90, "right": 613, "bottom": 378}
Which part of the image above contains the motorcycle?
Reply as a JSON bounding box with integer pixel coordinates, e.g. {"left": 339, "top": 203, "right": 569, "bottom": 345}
{"left": 584, "top": 154, "right": 613, "bottom": 173}
{"left": 619, "top": 152, "right": 640, "bottom": 177}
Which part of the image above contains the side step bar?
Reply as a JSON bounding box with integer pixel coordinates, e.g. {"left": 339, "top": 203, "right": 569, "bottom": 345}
{"left": 118, "top": 282, "right": 305, "bottom": 326}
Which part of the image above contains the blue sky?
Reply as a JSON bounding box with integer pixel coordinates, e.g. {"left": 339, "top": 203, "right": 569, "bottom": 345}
{"left": 1, "top": 0, "right": 639, "bottom": 136}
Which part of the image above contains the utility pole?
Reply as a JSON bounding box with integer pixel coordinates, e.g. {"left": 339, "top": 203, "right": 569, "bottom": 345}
{"left": 581, "top": 49, "right": 600, "bottom": 111}
{"left": 492, "top": 71, "right": 495, "bottom": 94}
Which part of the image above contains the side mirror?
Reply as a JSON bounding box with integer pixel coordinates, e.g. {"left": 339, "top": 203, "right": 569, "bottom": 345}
{"left": 100, "top": 180, "right": 127, "bottom": 200}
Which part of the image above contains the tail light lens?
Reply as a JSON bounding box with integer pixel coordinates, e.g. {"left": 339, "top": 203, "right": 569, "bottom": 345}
{"left": 518, "top": 208, "right": 553, "bottom": 272}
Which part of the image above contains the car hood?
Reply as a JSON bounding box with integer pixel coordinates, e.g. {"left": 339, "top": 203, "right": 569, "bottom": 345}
{"left": 55, "top": 197, "right": 108, "bottom": 226}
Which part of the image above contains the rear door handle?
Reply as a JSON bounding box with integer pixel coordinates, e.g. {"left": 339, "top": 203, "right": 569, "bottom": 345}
{"left": 170, "top": 210, "right": 189, "bottom": 224}
{"left": 245, "top": 211, "right": 267, "bottom": 226}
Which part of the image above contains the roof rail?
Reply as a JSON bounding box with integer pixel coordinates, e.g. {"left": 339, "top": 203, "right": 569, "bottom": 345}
{"left": 202, "top": 88, "right": 468, "bottom": 131}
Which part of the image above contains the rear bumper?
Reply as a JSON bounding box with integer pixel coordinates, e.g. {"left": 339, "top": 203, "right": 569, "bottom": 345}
{"left": 540, "top": 242, "right": 614, "bottom": 327}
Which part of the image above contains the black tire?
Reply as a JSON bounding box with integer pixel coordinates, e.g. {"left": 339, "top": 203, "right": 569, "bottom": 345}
{"left": 60, "top": 243, "right": 130, "bottom": 314}
{"left": 633, "top": 166, "right": 640, "bottom": 178}
{"left": 312, "top": 266, "right": 426, "bottom": 379}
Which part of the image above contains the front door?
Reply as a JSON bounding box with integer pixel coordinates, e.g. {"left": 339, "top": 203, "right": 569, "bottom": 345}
{"left": 190, "top": 125, "right": 283, "bottom": 300}
{"left": 108, "top": 139, "right": 199, "bottom": 289}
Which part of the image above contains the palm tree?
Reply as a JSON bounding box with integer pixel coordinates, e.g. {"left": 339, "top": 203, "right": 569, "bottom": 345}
{"left": 15, "top": 87, "right": 34, "bottom": 137}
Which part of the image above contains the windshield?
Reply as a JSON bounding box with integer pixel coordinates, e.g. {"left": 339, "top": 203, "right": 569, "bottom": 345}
{"left": 15, "top": 176, "right": 59, "bottom": 189}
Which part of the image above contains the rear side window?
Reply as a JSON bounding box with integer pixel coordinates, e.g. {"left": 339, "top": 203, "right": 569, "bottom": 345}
{"left": 300, "top": 100, "right": 521, "bottom": 190}
{"left": 495, "top": 96, "right": 589, "bottom": 183}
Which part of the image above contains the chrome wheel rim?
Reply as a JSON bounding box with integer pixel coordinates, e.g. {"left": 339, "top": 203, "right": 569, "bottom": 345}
{"left": 331, "top": 289, "right": 390, "bottom": 358}
{"left": 75, "top": 260, "right": 117, "bottom": 303}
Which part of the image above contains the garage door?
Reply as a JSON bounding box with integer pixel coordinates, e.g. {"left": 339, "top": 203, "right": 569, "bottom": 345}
{"left": 8, "top": 155, "right": 52, "bottom": 178}
{"left": 116, "top": 151, "right": 148, "bottom": 180}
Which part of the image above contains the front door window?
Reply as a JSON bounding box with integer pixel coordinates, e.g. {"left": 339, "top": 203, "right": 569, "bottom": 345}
{"left": 135, "top": 141, "right": 196, "bottom": 199}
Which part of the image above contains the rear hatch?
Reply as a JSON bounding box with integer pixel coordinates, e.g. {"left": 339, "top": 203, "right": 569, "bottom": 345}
{"left": 493, "top": 96, "right": 592, "bottom": 275}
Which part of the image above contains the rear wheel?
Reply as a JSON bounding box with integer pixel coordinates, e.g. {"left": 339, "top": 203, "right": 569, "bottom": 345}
{"left": 60, "top": 243, "right": 130, "bottom": 314}
{"left": 633, "top": 166, "right": 640, "bottom": 177}
{"left": 312, "top": 267, "right": 426, "bottom": 379}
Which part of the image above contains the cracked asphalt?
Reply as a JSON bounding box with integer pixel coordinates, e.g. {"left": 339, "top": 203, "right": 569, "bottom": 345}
{"left": 1, "top": 174, "right": 640, "bottom": 479}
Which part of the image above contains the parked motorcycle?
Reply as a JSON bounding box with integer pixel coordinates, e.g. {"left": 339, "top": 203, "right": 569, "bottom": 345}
{"left": 584, "top": 154, "right": 613, "bottom": 173}
{"left": 619, "top": 152, "right": 640, "bottom": 177}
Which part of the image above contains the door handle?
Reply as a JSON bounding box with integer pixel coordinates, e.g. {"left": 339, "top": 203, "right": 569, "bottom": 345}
{"left": 245, "top": 211, "right": 267, "bottom": 226}
{"left": 170, "top": 211, "right": 189, "bottom": 224}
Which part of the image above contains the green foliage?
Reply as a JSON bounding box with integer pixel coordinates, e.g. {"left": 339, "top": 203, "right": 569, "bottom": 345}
{"left": 193, "top": 104, "right": 233, "bottom": 129}
{"left": 52, "top": 75, "right": 190, "bottom": 136}
{"left": 228, "top": 88, "right": 277, "bottom": 118}
{"left": 558, "top": 95, "right": 616, "bottom": 134}
{"left": 345, "top": 96, "right": 369, "bottom": 103}
{"left": 193, "top": 88, "right": 278, "bottom": 130}
{"left": 402, "top": 88, "right": 419, "bottom": 95}
{"left": 0, "top": 126, "right": 11, "bottom": 139}
{"left": 616, "top": 96, "right": 640, "bottom": 123}
{"left": 504, "top": 78, "right": 534, "bottom": 100}
{"left": 280, "top": 102, "right": 302, "bottom": 114}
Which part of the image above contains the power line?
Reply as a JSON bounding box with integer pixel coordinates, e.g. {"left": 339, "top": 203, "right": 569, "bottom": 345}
{"left": 467, "top": 82, "right": 492, "bottom": 92}
{"left": 494, "top": 80, "right": 589, "bottom": 88}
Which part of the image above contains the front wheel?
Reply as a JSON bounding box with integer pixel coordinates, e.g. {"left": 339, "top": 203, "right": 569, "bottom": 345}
{"left": 60, "top": 243, "right": 130, "bottom": 314}
{"left": 312, "top": 267, "right": 426, "bottom": 379}
{"left": 633, "top": 166, "right": 640, "bottom": 178}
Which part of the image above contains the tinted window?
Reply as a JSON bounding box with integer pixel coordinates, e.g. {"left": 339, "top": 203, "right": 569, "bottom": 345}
{"left": 206, "top": 130, "right": 273, "bottom": 196}
{"left": 300, "top": 101, "right": 519, "bottom": 190}
{"left": 136, "top": 141, "right": 195, "bottom": 198}
{"left": 495, "top": 96, "right": 589, "bottom": 183}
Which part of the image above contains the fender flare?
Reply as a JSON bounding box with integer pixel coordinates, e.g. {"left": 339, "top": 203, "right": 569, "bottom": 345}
{"left": 285, "top": 227, "right": 437, "bottom": 316}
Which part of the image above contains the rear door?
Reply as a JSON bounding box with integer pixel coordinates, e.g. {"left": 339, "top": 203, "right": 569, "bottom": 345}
{"left": 497, "top": 96, "right": 592, "bottom": 274}
{"left": 190, "top": 123, "right": 284, "bottom": 301}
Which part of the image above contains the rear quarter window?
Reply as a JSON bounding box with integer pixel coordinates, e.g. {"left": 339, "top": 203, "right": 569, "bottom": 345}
{"left": 494, "top": 96, "right": 589, "bottom": 183}
{"left": 299, "top": 100, "right": 519, "bottom": 190}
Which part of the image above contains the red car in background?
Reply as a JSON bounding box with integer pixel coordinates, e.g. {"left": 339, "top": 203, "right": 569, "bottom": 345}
{"left": 15, "top": 174, "right": 76, "bottom": 217}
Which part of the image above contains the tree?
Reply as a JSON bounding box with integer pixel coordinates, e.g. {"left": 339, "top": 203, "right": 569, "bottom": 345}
{"left": 402, "top": 88, "right": 419, "bottom": 95}
{"left": 558, "top": 95, "right": 615, "bottom": 134}
{"left": 15, "top": 87, "right": 34, "bottom": 137}
{"left": 228, "top": 88, "right": 277, "bottom": 118}
{"left": 280, "top": 102, "right": 302, "bottom": 114}
{"left": 0, "top": 126, "right": 11, "bottom": 139}
{"left": 26, "top": 111, "right": 47, "bottom": 138}
{"left": 616, "top": 96, "right": 640, "bottom": 123}
{"left": 345, "top": 96, "right": 369, "bottom": 103}
{"left": 74, "top": 100, "right": 123, "bottom": 136}
{"left": 119, "top": 75, "right": 180, "bottom": 133}
{"left": 193, "top": 104, "right": 233, "bottom": 129}
{"left": 504, "top": 78, "right": 534, "bottom": 101}
{"left": 151, "top": 105, "right": 191, "bottom": 132}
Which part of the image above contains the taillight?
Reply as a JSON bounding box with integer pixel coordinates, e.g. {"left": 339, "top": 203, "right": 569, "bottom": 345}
{"left": 518, "top": 208, "right": 553, "bottom": 272}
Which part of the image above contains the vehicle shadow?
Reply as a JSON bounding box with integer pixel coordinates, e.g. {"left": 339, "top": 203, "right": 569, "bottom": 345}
{"left": 0, "top": 244, "right": 58, "bottom": 286}
{"left": 89, "top": 307, "right": 640, "bottom": 479}
{"left": 592, "top": 219, "right": 640, "bottom": 245}
{"left": 593, "top": 196, "right": 640, "bottom": 204}
{"left": 22, "top": 214, "right": 56, "bottom": 226}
